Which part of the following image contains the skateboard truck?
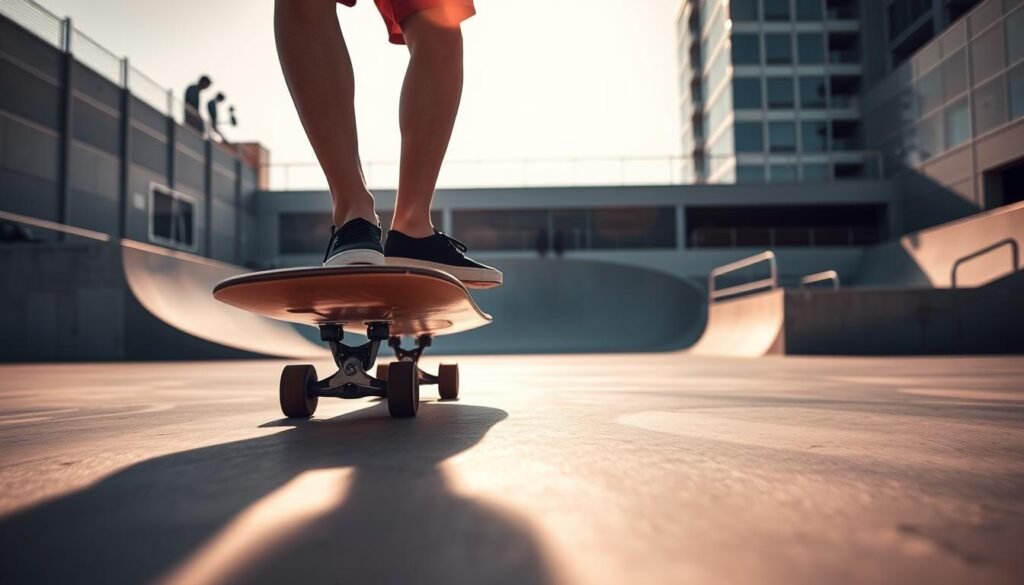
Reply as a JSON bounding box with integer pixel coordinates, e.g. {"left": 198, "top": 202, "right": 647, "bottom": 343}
{"left": 388, "top": 335, "right": 439, "bottom": 385}
{"left": 313, "top": 322, "right": 390, "bottom": 399}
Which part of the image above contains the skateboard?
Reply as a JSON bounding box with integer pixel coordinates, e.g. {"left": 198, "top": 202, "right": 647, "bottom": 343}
{"left": 213, "top": 265, "right": 492, "bottom": 418}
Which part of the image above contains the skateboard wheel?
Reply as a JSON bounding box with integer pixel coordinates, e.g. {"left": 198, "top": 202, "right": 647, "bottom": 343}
{"left": 280, "top": 364, "right": 318, "bottom": 418}
{"left": 438, "top": 364, "right": 459, "bottom": 400}
{"left": 387, "top": 361, "right": 419, "bottom": 418}
{"left": 376, "top": 363, "right": 389, "bottom": 381}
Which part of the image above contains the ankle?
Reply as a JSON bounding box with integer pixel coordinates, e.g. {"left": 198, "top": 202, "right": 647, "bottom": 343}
{"left": 332, "top": 194, "right": 378, "bottom": 227}
{"left": 390, "top": 217, "right": 435, "bottom": 238}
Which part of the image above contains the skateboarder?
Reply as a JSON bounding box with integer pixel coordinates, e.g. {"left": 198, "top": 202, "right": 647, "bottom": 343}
{"left": 274, "top": 0, "right": 502, "bottom": 287}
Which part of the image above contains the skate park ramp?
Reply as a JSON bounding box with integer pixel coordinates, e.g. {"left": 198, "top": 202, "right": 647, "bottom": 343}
{"left": 687, "top": 289, "right": 784, "bottom": 357}
{"left": 430, "top": 258, "right": 705, "bottom": 354}
{"left": 121, "top": 241, "right": 325, "bottom": 359}
{"left": 855, "top": 200, "right": 1024, "bottom": 287}
{"left": 0, "top": 231, "right": 324, "bottom": 361}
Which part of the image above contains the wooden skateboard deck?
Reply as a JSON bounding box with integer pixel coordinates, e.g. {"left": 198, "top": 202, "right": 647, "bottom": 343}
{"left": 213, "top": 265, "right": 492, "bottom": 337}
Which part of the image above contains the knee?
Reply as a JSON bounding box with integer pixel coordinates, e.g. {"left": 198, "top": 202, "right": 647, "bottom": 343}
{"left": 403, "top": 8, "right": 466, "bottom": 56}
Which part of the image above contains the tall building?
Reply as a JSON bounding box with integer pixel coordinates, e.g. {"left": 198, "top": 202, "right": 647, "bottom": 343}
{"left": 677, "top": 0, "right": 1024, "bottom": 206}
{"left": 862, "top": 0, "right": 1024, "bottom": 230}
{"left": 677, "top": 0, "right": 870, "bottom": 184}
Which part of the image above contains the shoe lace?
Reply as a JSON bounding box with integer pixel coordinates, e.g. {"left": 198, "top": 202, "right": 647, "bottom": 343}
{"left": 435, "top": 230, "right": 467, "bottom": 254}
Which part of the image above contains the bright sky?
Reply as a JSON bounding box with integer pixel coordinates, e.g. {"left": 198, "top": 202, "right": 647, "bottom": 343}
{"left": 40, "top": 0, "right": 683, "bottom": 184}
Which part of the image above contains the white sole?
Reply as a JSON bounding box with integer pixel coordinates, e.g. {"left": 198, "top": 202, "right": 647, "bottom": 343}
{"left": 323, "top": 249, "right": 386, "bottom": 267}
{"left": 385, "top": 256, "right": 503, "bottom": 287}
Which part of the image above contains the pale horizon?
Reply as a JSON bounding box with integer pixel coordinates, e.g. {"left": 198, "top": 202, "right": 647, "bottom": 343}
{"left": 37, "top": 0, "right": 684, "bottom": 187}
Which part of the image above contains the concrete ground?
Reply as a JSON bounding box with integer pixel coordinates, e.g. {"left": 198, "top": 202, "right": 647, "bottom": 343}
{"left": 0, "top": 353, "right": 1022, "bottom": 585}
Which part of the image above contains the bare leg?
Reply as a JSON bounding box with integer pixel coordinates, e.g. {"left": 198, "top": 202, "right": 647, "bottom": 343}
{"left": 390, "top": 7, "right": 470, "bottom": 237}
{"left": 274, "top": 0, "right": 376, "bottom": 226}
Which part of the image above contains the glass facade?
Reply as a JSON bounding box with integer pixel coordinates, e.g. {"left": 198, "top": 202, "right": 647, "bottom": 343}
{"left": 451, "top": 207, "right": 677, "bottom": 251}
{"left": 677, "top": 0, "right": 871, "bottom": 184}
{"left": 868, "top": 0, "right": 1024, "bottom": 170}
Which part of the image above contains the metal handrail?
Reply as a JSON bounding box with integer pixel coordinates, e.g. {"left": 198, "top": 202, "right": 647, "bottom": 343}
{"left": 950, "top": 238, "right": 1020, "bottom": 288}
{"left": 800, "top": 270, "right": 841, "bottom": 289}
{"left": 708, "top": 251, "right": 777, "bottom": 302}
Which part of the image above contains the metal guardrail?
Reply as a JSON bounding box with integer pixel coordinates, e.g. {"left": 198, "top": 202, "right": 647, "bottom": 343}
{"left": 950, "top": 238, "right": 1020, "bottom": 288}
{"left": 265, "top": 151, "right": 888, "bottom": 190}
{"left": 800, "top": 270, "right": 841, "bottom": 289}
{"left": 708, "top": 251, "right": 778, "bottom": 302}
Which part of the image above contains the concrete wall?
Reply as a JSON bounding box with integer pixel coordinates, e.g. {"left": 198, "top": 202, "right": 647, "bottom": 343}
{"left": 783, "top": 285, "right": 1024, "bottom": 355}
{"left": 0, "top": 13, "right": 256, "bottom": 264}
{"left": 0, "top": 241, "right": 310, "bottom": 362}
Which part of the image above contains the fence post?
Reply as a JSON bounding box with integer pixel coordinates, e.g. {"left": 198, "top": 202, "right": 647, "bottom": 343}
{"left": 119, "top": 57, "right": 131, "bottom": 239}
{"left": 57, "top": 17, "right": 74, "bottom": 236}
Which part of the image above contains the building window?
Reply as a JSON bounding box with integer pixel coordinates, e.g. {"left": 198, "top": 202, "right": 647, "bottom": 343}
{"left": 971, "top": 25, "right": 1006, "bottom": 86}
{"left": 150, "top": 184, "right": 196, "bottom": 250}
{"left": 590, "top": 207, "right": 677, "bottom": 249}
{"left": 279, "top": 212, "right": 332, "bottom": 254}
{"left": 799, "top": 76, "right": 826, "bottom": 108}
{"left": 1008, "top": 9, "right": 1024, "bottom": 66}
{"left": 767, "top": 77, "right": 795, "bottom": 109}
{"left": 686, "top": 204, "right": 887, "bottom": 249}
{"left": 917, "top": 113, "right": 943, "bottom": 160}
{"left": 769, "top": 122, "right": 797, "bottom": 152}
{"left": 735, "top": 122, "right": 765, "bottom": 152}
{"left": 796, "top": 0, "right": 823, "bottom": 21}
{"left": 731, "top": 0, "right": 759, "bottom": 21}
{"left": 769, "top": 164, "right": 798, "bottom": 182}
{"left": 452, "top": 209, "right": 548, "bottom": 251}
{"left": 888, "top": 0, "right": 933, "bottom": 41}
{"left": 942, "top": 49, "right": 967, "bottom": 100}
{"left": 765, "top": 34, "right": 793, "bottom": 64}
{"left": 801, "top": 121, "right": 828, "bottom": 151}
{"left": 802, "top": 163, "right": 830, "bottom": 180}
{"left": 448, "top": 207, "right": 677, "bottom": 251}
{"left": 915, "top": 68, "right": 943, "bottom": 116}
{"left": 764, "top": 0, "right": 790, "bottom": 21}
{"left": 736, "top": 165, "right": 765, "bottom": 182}
{"left": 973, "top": 75, "right": 1008, "bottom": 135}
{"left": 1010, "top": 64, "right": 1024, "bottom": 121}
{"left": 733, "top": 78, "right": 763, "bottom": 109}
{"left": 731, "top": 34, "right": 761, "bottom": 65}
{"left": 944, "top": 98, "right": 970, "bottom": 149}
{"left": 797, "top": 33, "right": 825, "bottom": 64}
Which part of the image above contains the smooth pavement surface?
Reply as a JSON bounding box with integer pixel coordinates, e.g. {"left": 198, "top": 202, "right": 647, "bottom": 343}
{"left": 1, "top": 354, "right": 1022, "bottom": 584}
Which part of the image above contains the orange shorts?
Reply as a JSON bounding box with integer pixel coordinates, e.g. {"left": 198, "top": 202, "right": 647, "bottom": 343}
{"left": 338, "top": 0, "right": 476, "bottom": 45}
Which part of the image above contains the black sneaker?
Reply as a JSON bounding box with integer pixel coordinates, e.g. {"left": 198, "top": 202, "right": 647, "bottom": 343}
{"left": 322, "top": 218, "right": 385, "bottom": 267}
{"left": 384, "top": 229, "right": 503, "bottom": 288}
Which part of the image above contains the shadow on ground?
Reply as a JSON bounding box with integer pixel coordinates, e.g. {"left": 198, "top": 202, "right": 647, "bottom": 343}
{"left": 0, "top": 402, "right": 553, "bottom": 585}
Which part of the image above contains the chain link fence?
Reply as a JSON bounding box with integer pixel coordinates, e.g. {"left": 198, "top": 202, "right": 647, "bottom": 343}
{"left": 0, "top": 0, "right": 62, "bottom": 48}
{"left": 0, "top": 0, "right": 187, "bottom": 118}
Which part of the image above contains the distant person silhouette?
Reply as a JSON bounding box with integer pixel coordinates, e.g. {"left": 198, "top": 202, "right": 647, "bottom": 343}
{"left": 207, "top": 92, "right": 227, "bottom": 141}
{"left": 228, "top": 105, "right": 238, "bottom": 127}
{"left": 553, "top": 229, "right": 565, "bottom": 257}
{"left": 183, "top": 75, "right": 211, "bottom": 133}
{"left": 275, "top": 0, "right": 502, "bottom": 288}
